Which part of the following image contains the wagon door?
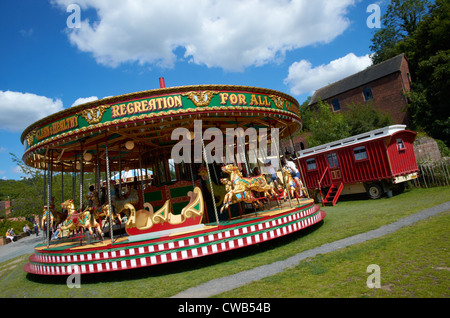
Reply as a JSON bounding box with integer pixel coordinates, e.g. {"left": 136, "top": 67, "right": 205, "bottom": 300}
{"left": 327, "top": 153, "right": 342, "bottom": 183}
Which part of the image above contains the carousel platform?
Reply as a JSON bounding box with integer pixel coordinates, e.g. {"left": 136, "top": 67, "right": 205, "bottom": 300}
{"left": 24, "top": 199, "right": 325, "bottom": 276}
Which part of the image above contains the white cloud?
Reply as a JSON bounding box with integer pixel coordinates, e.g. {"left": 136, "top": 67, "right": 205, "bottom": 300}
{"left": 71, "top": 96, "right": 99, "bottom": 107}
{"left": 284, "top": 53, "right": 373, "bottom": 96}
{"left": 52, "top": 0, "right": 355, "bottom": 71}
{"left": 0, "top": 91, "right": 64, "bottom": 132}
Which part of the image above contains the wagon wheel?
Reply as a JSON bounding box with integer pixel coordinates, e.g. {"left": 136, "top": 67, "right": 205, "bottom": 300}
{"left": 367, "top": 183, "right": 383, "bottom": 199}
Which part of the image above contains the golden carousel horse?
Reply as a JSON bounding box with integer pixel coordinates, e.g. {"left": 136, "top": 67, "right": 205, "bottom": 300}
{"left": 59, "top": 199, "right": 103, "bottom": 239}
{"left": 281, "top": 167, "right": 305, "bottom": 199}
{"left": 220, "top": 164, "right": 277, "bottom": 212}
{"left": 219, "top": 178, "right": 263, "bottom": 213}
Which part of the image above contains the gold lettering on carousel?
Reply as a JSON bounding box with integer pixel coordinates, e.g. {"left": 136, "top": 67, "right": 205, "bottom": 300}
{"left": 36, "top": 116, "right": 78, "bottom": 141}
{"left": 219, "top": 93, "right": 249, "bottom": 106}
{"left": 111, "top": 95, "right": 183, "bottom": 118}
{"left": 249, "top": 94, "right": 271, "bottom": 107}
{"left": 285, "top": 100, "right": 299, "bottom": 115}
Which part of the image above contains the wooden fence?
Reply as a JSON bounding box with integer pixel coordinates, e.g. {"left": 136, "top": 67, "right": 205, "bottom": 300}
{"left": 414, "top": 159, "right": 450, "bottom": 188}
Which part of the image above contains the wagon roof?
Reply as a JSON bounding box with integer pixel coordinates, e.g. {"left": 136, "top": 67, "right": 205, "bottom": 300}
{"left": 297, "top": 125, "right": 407, "bottom": 158}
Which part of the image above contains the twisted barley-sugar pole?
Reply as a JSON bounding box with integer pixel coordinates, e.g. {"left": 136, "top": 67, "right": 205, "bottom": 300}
{"left": 105, "top": 133, "right": 114, "bottom": 243}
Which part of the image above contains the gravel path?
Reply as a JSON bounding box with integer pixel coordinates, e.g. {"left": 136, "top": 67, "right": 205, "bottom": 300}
{"left": 172, "top": 201, "right": 450, "bottom": 298}
{"left": 0, "top": 233, "right": 43, "bottom": 263}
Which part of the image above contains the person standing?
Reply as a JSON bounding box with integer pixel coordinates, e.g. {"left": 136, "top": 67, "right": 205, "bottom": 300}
{"left": 34, "top": 222, "right": 39, "bottom": 236}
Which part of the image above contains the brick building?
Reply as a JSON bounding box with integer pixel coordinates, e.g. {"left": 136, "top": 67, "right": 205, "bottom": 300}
{"left": 282, "top": 53, "right": 412, "bottom": 155}
{"left": 308, "top": 53, "right": 412, "bottom": 125}
{"left": 0, "top": 200, "right": 11, "bottom": 218}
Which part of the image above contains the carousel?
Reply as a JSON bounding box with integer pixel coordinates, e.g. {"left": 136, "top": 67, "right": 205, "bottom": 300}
{"left": 22, "top": 81, "right": 326, "bottom": 276}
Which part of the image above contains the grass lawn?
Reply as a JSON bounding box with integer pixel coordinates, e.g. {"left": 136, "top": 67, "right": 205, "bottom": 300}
{"left": 0, "top": 186, "right": 449, "bottom": 298}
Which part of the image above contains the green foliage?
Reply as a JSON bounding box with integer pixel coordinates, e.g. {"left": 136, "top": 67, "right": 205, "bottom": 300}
{"left": 302, "top": 99, "right": 350, "bottom": 147}
{"left": 1, "top": 153, "right": 95, "bottom": 220}
{"left": 345, "top": 102, "right": 392, "bottom": 136}
{"left": 299, "top": 99, "right": 393, "bottom": 147}
{"left": 0, "top": 218, "right": 33, "bottom": 237}
{"left": 435, "top": 139, "right": 450, "bottom": 157}
{"left": 370, "top": 0, "right": 430, "bottom": 64}
{"left": 370, "top": 0, "right": 450, "bottom": 145}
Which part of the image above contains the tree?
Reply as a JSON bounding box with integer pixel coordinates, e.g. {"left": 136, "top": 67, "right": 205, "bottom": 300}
{"left": 302, "top": 99, "right": 350, "bottom": 147}
{"left": 8, "top": 153, "right": 45, "bottom": 219}
{"left": 344, "top": 101, "right": 392, "bottom": 136}
{"left": 370, "top": 0, "right": 430, "bottom": 64}
{"left": 370, "top": 0, "right": 450, "bottom": 145}
{"left": 6, "top": 153, "right": 95, "bottom": 220}
{"left": 400, "top": 0, "right": 450, "bottom": 144}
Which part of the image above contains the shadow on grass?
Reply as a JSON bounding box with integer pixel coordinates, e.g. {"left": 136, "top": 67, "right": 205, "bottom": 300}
{"left": 25, "top": 220, "right": 325, "bottom": 286}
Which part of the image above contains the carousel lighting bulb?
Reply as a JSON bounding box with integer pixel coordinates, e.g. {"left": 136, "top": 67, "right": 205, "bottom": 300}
{"left": 125, "top": 140, "right": 135, "bottom": 150}
{"left": 83, "top": 152, "right": 93, "bottom": 161}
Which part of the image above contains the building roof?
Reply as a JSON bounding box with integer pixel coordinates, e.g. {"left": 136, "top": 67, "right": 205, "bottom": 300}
{"left": 309, "top": 53, "right": 406, "bottom": 105}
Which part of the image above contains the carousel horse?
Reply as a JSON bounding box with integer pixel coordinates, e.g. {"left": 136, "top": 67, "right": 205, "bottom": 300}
{"left": 98, "top": 203, "right": 124, "bottom": 226}
{"left": 281, "top": 167, "right": 305, "bottom": 198}
{"left": 219, "top": 178, "right": 263, "bottom": 213}
{"left": 281, "top": 167, "right": 300, "bottom": 198}
{"left": 41, "top": 197, "right": 68, "bottom": 229}
{"left": 221, "top": 164, "right": 277, "bottom": 198}
{"left": 59, "top": 199, "right": 103, "bottom": 239}
{"left": 220, "top": 164, "right": 277, "bottom": 212}
{"left": 198, "top": 166, "right": 227, "bottom": 206}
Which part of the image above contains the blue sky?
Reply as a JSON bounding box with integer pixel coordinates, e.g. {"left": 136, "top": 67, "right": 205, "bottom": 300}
{"left": 0, "top": 0, "right": 387, "bottom": 180}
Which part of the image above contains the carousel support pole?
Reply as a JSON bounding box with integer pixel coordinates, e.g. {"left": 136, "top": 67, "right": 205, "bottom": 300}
{"left": 72, "top": 157, "right": 76, "bottom": 203}
{"left": 46, "top": 149, "right": 53, "bottom": 248}
{"left": 189, "top": 162, "right": 195, "bottom": 189}
{"left": 46, "top": 183, "right": 51, "bottom": 248}
{"left": 43, "top": 164, "right": 47, "bottom": 206}
{"left": 105, "top": 133, "right": 114, "bottom": 243}
{"left": 119, "top": 143, "right": 122, "bottom": 197}
{"left": 79, "top": 144, "right": 84, "bottom": 213}
{"left": 96, "top": 144, "right": 100, "bottom": 196}
{"left": 60, "top": 162, "right": 64, "bottom": 204}
{"left": 201, "top": 137, "right": 220, "bottom": 226}
{"left": 287, "top": 125, "right": 309, "bottom": 199}
{"left": 139, "top": 145, "right": 145, "bottom": 208}
{"left": 274, "top": 128, "right": 292, "bottom": 208}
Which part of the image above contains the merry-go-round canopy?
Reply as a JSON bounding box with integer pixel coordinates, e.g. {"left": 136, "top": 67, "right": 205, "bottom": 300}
{"left": 21, "top": 84, "right": 302, "bottom": 173}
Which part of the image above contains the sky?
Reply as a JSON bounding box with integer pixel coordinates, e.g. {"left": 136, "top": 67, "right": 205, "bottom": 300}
{"left": 0, "top": 0, "right": 387, "bottom": 180}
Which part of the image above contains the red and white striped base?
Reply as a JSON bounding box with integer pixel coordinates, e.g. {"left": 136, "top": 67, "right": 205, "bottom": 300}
{"left": 24, "top": 202, "right": 326, "bottom": 276}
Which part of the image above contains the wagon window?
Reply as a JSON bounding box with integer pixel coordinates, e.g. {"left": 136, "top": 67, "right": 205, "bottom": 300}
{"left": 327, "top": 153, "right": 339, "bottom": 168}
{"left": 396, "top": 138, "right": 405, "bottom": 151}
{"left": 306, "top": 158, "right": 317, "bottom": 171}
{"left": 353, "top": 146, "right": 368, "bottom": 160}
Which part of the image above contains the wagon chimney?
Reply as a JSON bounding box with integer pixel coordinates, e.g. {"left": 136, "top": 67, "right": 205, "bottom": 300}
{"left": 159, "top": 77, "right": 166, "bottom": 88}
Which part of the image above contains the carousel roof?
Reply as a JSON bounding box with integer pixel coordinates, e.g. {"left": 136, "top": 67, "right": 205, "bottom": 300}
{"left": 21, "top": 84, "right": 302, "bottom": 172}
